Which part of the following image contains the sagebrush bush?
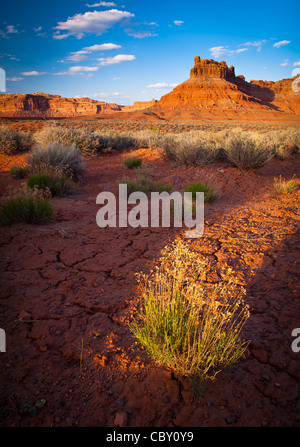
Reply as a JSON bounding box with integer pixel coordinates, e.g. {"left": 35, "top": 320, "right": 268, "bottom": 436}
{"left": 27, "top": 173, "right": 74, "bottom": 196}
{"left": 130, "top": 239, "right": 250, "bottom": 379}
{"left": 34, "top": 126, "right": 137, "bottom": 155}
{"left": 124, "top": 157, "right": 142, "bottom": 169}
{"left": 224, "top": 133, "right": 273, "bottom": 169}
{"left": 0, "top": 197, "right": 53, "bottom": 225}
{"left": 159, "top": 132, "right": 221, "bottom": 166}
{"left": 10, "top": 166, "right": 29, "bottom": 179}
{"left": 133, "top": 130, "right": 164, "bottom": 149}
{"left": 0, "top": 127, "right": 34, "bottom": 155}
{"left": 27, "top": 143, "right": 85, "bottom": 181}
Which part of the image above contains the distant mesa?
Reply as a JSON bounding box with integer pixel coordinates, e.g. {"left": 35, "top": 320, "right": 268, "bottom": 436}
{"left": 0, "top": 57, "right": 299, "bottom": 120}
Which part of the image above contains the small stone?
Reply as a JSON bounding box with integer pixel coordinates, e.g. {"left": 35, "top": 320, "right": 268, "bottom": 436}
{"left": 163, "top": 396, "right": 170, "bottom": 403}
{"left": 114, "top": 411, "right": 128, "bottom": 427}
{"left": 18, "top": 310, "right": 31, "bottom": 321}
{"left": 274, "top": 382, "right": 281, "bottom": 387}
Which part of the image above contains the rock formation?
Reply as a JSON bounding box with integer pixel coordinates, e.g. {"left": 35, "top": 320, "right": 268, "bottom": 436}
{"left": 0, "top": 93, "right": 123, "bottom": 118}
{"left": 150, "top": 56, "right": 300, "bottom": 119}
{"left": 122, "top": 99, "right": 157, "bottom": 112}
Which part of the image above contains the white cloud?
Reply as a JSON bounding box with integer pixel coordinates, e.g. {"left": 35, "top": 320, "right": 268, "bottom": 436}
{"left": 61, "top": 43, "right": 122, "bottom": 63}
{"left": 293, "top": 61, "right": 300, "bottom": 67}
{"left": 125, "top": 29, "right": 157, "bottom": 39}
{"left": 173, "top": 20, "right": 184, "bottom": 26}
{"left": 97, "top": 54, "right": 136, "bottom": 65}
{"left": 34, "top": 26, "right": 42, "bottom": 32}
{"left": 54, "top": 66, "right": 99, "bottom": 75}
{"left": 236, "top": 48, "right": 248, "bottom": 54}
{"left": 209, "top": 46, "right": 234, "bottom": 58}
{"left": 239, "top": 40, "right": 267, "bottom": 52}
{"left": 147, "top": 82, "right": 178, "bottom": 89}
{"left": 86, "top": 2, "right": 116, "bottom": 6}
{"left": 53, "top": 9, "right": 134, "bottom": 39}
{"left": 280, "top": 60, "right": 289, "bottom": 66}
{"left": 69, "top": 66, "right": 99, "bottom": 72}
{"left": 83, "top": 43, "right": 121, "bottom": 51}
{"left": 6, "top": 77, "right": 24, "bottom": 81}
{"left": 6, "top": 25, "right": 20, "bottom": 34}
{"left": 0, "top": 53, "right": 20, "bottom": 61}
{"left": 273, "top": 40, "right": 291, "bottom": 48}
{"left": 0, "top": 24, "right": 22, "bottom": 38}
{"left": 21, "top": 71, "right": 47, "bottom": 76}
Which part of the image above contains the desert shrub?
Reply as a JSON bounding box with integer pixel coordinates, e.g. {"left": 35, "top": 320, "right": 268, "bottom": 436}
{"left": 104, "top": 131, "right": 136, "bottom": 149}
{"left": 159, "top": 133, "right": 220, "bottom": 166}
{"left": 274, "top": 175, "right": 297, "bottom": 194}
{"left": 0, "top": 127, "right": 34, "bottom": 155}
{"left": 121, "top": 173, "right": 172, "bottom": 195}
{"left": 133, "top": 130, "right": 164, "bottom": 149}
{"left": 224, "top": 133, "right": 273, "bottom": 169}
{"left": 10, "top": 166, "right": 29, "bottom": 179}
{"left": 27, "top": 173, "right": 74, "bottom": 196}
{"left": 266, "top": 128, "right": 300, "bottom": 160}
{"left": 27, "top": 143, "right": 85, "bottom": 181}
{"left": 184, "top": 182, "right": 219, "bottom": 203}
{"left": 34, "top": 126, "right": 111, "bottom": 156}
{"left": 124, "top": 157, "right": 142, "bottom": 169}
{"left": 130, "top": 239, "right": 250, "bottom": 379}
{"left": 0, "top": 197, "right": 53, "bottom": 225}
{"left": 4, "top": 182, "right": 51, "bottom": 202}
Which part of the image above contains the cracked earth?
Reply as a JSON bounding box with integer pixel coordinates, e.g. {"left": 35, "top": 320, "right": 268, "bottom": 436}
{"left": 0, "top": 146, "right": 299, "bottom": 427}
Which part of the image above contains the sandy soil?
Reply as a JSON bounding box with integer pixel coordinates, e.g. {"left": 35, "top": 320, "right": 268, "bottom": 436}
{"left": 0, "top": 144, "right": 299, "bottom": 427}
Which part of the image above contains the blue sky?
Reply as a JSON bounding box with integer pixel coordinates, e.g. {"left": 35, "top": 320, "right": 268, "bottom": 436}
{"left": 1, "top": 0, "right": 299, "bottom": 105}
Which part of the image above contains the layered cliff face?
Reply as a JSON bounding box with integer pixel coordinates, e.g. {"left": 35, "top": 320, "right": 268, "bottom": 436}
{"left": 122, "top": 99, "right": 157, "bottom": 112}
{"left": 151, "top": 57, "right": 300, "bottom": 119}
{"left": 0, "top": 93, "right": 123, "bottom": 117}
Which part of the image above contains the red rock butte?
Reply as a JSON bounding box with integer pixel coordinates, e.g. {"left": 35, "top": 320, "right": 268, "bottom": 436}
{"left": 0, "top": 57, "right": 299, "bottom": 121}
{"left": 150, "top": 56, "right": 300, "bottom": 120}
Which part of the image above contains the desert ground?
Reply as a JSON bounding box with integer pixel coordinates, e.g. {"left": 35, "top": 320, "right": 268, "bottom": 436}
{"left": 0, "top": 117, "right": 299, "bottom": 428}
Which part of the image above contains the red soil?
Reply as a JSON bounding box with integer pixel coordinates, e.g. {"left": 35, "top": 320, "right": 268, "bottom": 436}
{"left": 0, "top": 146, "right": 299, "bottom": 427}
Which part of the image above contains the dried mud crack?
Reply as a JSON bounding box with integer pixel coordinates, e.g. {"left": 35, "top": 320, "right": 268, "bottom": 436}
{"left": 0, "top": 148, "right": 299, "bottom": 427}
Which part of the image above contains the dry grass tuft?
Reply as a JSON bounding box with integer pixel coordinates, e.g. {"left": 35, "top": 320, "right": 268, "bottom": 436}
{"left": 130, "top": 239, "right": 250, "bottom": 380}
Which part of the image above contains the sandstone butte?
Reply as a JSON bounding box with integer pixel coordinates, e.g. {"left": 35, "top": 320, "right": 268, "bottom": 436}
{"left": 150, "top": 57, "right": 300, "bottom": 120}
{"left": 0, "top": 57, "right": 299, "bottom": 120}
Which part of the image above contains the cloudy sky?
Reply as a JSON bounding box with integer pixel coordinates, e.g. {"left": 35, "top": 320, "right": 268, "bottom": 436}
{"left": 1, "top": 0, "right": 299, "bottom": 104}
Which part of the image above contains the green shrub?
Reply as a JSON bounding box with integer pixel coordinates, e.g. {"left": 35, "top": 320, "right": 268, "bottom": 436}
{"left": 10, "top": 166, "right": 29, "bottom": 179}
{"left": 27, "top": 143, "right": 85, "bottom": 181}
{"left": 274, "top": 175, "right": 297, "bottom": 194}
{"left": 184, "top": 182, "right": 218, "bottom": 203}
{"left": 124, "top": 157, "right": 142, "bottom": 169}
{"left": 0, "top": 197, "right": 53, "bottom": 225}
{"left": 27, "top": 173, "right": 74, "bottom": 196}
{"left": 130, "top": 240, "right": 250, "bottom": 379}
{"left": 0, "top": 127, "right": 34, "bottom": 155}
{"left": 121, "top": 173, "right": 172, "bottom": 195}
